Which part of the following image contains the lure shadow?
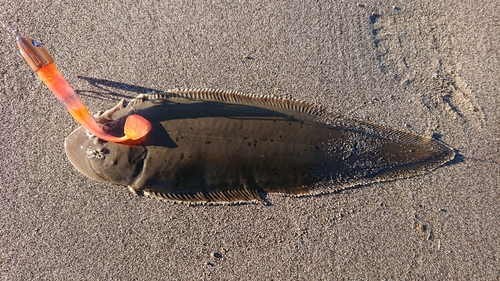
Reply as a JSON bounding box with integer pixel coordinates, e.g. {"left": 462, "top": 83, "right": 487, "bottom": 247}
{"left": 76, "top": 76, "right": 157, "bottom": 101}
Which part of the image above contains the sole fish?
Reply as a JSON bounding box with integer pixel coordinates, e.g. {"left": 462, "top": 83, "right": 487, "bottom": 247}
{"left": 64, "top": 89, "right": 455, "bottom": 204}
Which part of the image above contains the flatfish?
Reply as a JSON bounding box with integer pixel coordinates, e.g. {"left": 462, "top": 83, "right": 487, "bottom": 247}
{"left": 64, "top": 89, "right": 455, "bottom": 204}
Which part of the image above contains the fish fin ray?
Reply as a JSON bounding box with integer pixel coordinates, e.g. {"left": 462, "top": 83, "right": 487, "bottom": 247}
{"left": 141, "top": 188, "right": 263, "bottom": 205}
{"left": 126, "top": 88, "right": 330, "bottom": 121}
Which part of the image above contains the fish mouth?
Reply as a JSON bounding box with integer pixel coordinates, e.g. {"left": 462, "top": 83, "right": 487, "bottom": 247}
{"left": 64, "top": 127, "right": 108, "bottom": 183}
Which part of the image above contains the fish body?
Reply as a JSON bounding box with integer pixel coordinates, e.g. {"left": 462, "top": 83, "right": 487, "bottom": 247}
{"left": 64, "top": 89, "right": 455, "bottom": 204}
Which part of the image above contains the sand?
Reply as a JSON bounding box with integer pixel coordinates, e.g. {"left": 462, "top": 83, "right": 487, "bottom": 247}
{"left": 1, "top": 1, "right": 498, "bottom": 280}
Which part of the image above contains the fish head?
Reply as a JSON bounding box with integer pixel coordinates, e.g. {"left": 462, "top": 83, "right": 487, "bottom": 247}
{"left": 64, "top": 126, "right": 147, "bottom": 186}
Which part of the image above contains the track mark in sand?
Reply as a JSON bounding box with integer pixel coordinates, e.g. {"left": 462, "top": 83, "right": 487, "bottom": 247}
{"left": 369, "top": 12, "right": 391, "bottom": 73}
{"left": 425, "top": 70, "right": 485, "bottom": 128}
{"left": 368, "top": 9, "right": 413, "bottom": 88}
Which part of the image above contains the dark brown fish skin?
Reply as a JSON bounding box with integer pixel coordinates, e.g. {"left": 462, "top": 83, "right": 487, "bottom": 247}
{"left": 64, "top": 89, "right": 455, "bottom": 204}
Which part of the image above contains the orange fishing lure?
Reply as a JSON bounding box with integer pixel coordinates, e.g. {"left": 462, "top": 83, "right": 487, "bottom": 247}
{"left": 16, "top": 36, "right": 151, "bottom": 143}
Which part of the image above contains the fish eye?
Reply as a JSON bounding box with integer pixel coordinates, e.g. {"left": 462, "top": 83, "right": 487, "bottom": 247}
{"left": 31, "top": 39, "right": 41, "bottom": 47}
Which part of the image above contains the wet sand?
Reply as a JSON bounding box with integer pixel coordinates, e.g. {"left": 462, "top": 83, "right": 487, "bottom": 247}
{"left": 1, "top": 1, "right": 498, "bottom": 280}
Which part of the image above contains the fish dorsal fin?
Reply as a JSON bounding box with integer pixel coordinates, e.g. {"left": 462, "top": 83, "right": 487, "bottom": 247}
{"left": 142, "top": 188, "right": 263, "bottom": 205}
{"left": 126, "top": 88, "right": 328, "bottom": 119}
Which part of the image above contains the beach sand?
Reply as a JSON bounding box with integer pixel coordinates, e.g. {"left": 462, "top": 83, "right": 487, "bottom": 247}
{"left": 1, "top": 1, "right": 498, "bottom": 280}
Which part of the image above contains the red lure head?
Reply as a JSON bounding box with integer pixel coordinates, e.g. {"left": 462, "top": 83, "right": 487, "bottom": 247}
{"left": 16, "top": 36, "right": 53, "bottom": 72}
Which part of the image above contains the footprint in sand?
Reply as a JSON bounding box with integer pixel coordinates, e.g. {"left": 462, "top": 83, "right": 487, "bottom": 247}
{"left": 425, "top": 69, "right": 486, "bottom": 129}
